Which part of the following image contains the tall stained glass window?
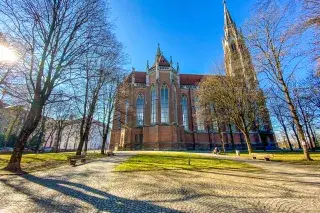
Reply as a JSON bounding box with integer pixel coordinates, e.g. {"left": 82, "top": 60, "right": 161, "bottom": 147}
{"left": 181, "top": 95, "right": 189, "bottom": 130}
{"left": 161, "top": 84, "right": 169, "bottom": 123}
{"left": 194, "top": 97, "right": 205, "bottom": 131}
{"left": 125, "top": 100, "right": 129, "bottom": 124}
{"left": 151, "top": 85, "right": 157, "bottom": 124}
{"left": 136, "top": 93, "right": 144, "bottom": 126}
{"left": 173, "top": 86, "right": 177, "bottom": 123}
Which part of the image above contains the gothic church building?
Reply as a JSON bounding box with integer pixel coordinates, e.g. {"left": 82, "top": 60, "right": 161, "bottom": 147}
{"left": 109, "top": 3, "right": 277, "bottom": 151}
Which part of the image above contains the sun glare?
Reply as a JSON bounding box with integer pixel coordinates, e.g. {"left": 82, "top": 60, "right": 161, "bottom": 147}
{"left": 0, "top": 45, "right": 17, "bottom": 63}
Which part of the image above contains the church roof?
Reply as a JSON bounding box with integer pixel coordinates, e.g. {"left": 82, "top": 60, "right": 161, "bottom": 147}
{"left": 128, "top": 71, "right": 206, "bottom": 86}
{"left": 135, "top": 72, "right": 147, "bottom": 84}
{"left": 180, "top": 74, "right": 204, "bottom": 85}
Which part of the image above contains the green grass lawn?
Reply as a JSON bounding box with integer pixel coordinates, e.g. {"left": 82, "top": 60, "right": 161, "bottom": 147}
{"left": 0, "top": 151, "right": 106, "bottom": 173}
{"left": 226, "top": 151, "right": 320, "bottom": 165}
{"left": 115, "top": 152, "right": 259, "bottom": 172}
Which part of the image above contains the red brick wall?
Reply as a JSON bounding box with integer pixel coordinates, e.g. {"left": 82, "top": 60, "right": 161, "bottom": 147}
{"left": 110, "top": 69, "right": 276, "bottom": 151}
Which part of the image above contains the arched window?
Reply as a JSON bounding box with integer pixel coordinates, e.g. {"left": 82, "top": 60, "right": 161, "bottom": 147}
{"left": 125, "top": 100, "right": 129, "bottom": 124}
{"left": 210, "top": 103, "right": 218, "bottom": 132}
{"left": 136, "top": 93, "right": 144, "bottom": 126}
{"left": 194, "top": 97, "right": 205, "bottom": 131}
{"left": 151, "top": 85, "right": 157, "bottom": 124}
{"left": 161, "top": 84, "right": 169, "bottom": 123}
{"left": 181, "top": 95, "right": 189, "bottom": 130}
{"left": 173, "top": 86, "right": 177, "bottom": 123}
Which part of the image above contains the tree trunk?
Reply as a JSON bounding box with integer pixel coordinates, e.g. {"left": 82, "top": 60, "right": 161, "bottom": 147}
{"left": 76, "top": 73, "right": 103, "bottom": 155}
{"left": 243, "top": 130, "right": 253, "bottom": 154}
{"left": 84, "top": 137, "right": 88, "bottom": 153}
{"left": 4, "top": 102, "right": 43, "bottom": 172}
{"left": 54, "top": 127, "right": 62, "bottom": 153}
{"left": 291, "top": 122, "right": 302, "bottom": 149}
{"left": 308, "top": 122, "right": 318, "bottom": 148}
{"left": 304, "top": 123, "right": 314, "bottom": 150}
{"left": 218, "top": 126, "right": 225, "bottom": 152}
{"left": 228, "top": 123, "right": 235, "bottom": 151}
{"left": 76, "top": 116, "right": 86, "bottom": 155}
{"left": 278, "top": 75, "right": 311, "bottom": 160}
{"left": 297, "top": 97, "right": 315, "bottom": 151}
{"left": 283, "top": 125, "right": 293, "bottom": 151}
{"left": 101, "top": 122, "right": 110, "bottom": 154}
{"left": 65, "top": 124, "right": 73, "bottom": 151}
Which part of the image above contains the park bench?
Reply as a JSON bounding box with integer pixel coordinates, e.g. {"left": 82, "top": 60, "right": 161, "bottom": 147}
{"left": 252, "top": 154, "right": 273, "bottom": 161}
{"left": 107, "top": 151, "right": 114, "bottom": 156}
{"left": 68, "top": 155, "right": 87, "bottom": 166}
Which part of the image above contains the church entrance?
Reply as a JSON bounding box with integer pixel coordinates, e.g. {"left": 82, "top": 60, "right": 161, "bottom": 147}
{"left": 134, "top": 133, "right": 143, "bottom": 150}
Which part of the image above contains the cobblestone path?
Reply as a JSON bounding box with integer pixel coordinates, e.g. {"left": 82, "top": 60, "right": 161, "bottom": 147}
{"left": 0, "top": 152, "right": 319, "bottom": 213}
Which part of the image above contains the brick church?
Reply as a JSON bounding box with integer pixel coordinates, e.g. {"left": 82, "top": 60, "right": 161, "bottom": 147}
{"left": 109, "top": 2, "right": 277, "bottom": 151}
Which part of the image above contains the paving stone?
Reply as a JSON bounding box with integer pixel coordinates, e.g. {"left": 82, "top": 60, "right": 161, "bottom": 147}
{"left": 0, "top": 152, "right": 319, "bottom": 213}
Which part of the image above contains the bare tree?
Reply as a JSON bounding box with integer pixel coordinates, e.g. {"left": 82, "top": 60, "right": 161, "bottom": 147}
{"left": 74, "top": 34, "right": 126, "bottom": 156}
{"left": 246, "top": 1, "right": 312, "bottom": 160}
{"left": 97, "top": 77, "right": 121, "bottom": 154}
{"left": 46, "top": 101, "right": 73, "bottom": 152}
{"left": 199, "top": 75, "right": 266, "bottom": 154}
{"left": 0, "top": 0, "right": 114, "bottom": 172}
{"left": 269, "top": 96, "right": 293, "bottom": 151}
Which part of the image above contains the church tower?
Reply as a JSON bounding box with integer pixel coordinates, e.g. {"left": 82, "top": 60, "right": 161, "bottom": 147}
{"left": 222, "top": 1, "right": 257, "bottom": 88}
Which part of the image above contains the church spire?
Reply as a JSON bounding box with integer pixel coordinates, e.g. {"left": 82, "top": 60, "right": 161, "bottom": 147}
{"left": 156, "top": 43, "right": 161, "bottom": 59}
{"left": 223, "top": 0, "right": 236, "bottom": 36}
{"left": 222, "top": 1, "right": 258, "bottom": 88}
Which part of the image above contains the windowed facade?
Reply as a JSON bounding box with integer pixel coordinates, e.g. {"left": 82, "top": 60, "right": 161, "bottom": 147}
{"left": 181, "top": 95, "right": 189, "bottom": 130}
{"left": 194, "top": 97, "right": 205, "bottom": 131}
{"left": 136, "top": 93, "right": 144, "bottom": 126}
{"left": 173, "top": 86, "right": 177, "bottom": 123}
{"left": 161, "top": 84, "right": 169, "bottom": 123}
{"left": 210, "top": 103, "right": 218, "bottom": 132}
{"left": 151, "top": 85, "right": 157, "bottom": 124}
{"left": 125, "top": 100, "right": 129, "bottom": 124}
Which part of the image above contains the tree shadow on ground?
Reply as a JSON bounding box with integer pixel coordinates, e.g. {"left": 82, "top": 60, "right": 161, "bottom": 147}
{"left": 1, "top": 174, "right": 180, "bottom": 213}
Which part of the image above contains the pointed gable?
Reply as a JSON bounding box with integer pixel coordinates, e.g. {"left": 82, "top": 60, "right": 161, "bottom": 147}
{"left": 157, "top": 55, "right": 170, "bottom": 67}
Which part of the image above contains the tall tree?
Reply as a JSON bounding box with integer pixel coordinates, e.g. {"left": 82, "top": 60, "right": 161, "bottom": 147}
{"left": 269, "top": 97, "right": 294, "bottom": 151}
{"left": 199, "top": 75, "right": 265, "bottom": 154}
{"left": 74, "top": 35, "right": 126, "bottom": 156}
{"left": 246, "top": 1, "right": 312, "bottom": 160}
{"left": 0, "top": 0, "right": 114, "bottom": 172}
{"left": 97, "top": 77, "right": 121, "bottom": 154}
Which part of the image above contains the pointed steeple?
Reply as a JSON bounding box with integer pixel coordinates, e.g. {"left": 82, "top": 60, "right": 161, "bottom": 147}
{"left": 177, "top": 62, "right": 180, "bottom": 85}
{"left": 132, "top": 67, "right": 135, "bottom": 84}
{"left": 156, "top": 43, "right": 161, "bottom": 59}
{"left": 222, "top": 1, "right": 258, "bottom": 88}
{"left": 170, "top": 56, "right": 173, "bottom": 67}
{"left": 146, "top": 60, "right": 149, "bottom": 71}
{"left": 223, "top": 0, "right": 235, "bottom": 29}
{"left": 146, "top": 60, "right": 150, "bottom": 86}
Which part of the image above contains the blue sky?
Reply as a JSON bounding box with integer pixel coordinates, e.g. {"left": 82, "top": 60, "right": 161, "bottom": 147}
{"left": 109, "top": 0, "right": 256, "bottom": 74}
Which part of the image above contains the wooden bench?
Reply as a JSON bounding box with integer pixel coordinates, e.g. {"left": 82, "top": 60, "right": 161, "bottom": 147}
{"left": 252, "top": 154, "right": 272, "bottom": 161}
{"left": 68, "top": 155, "right": 87, "bottom": 166}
